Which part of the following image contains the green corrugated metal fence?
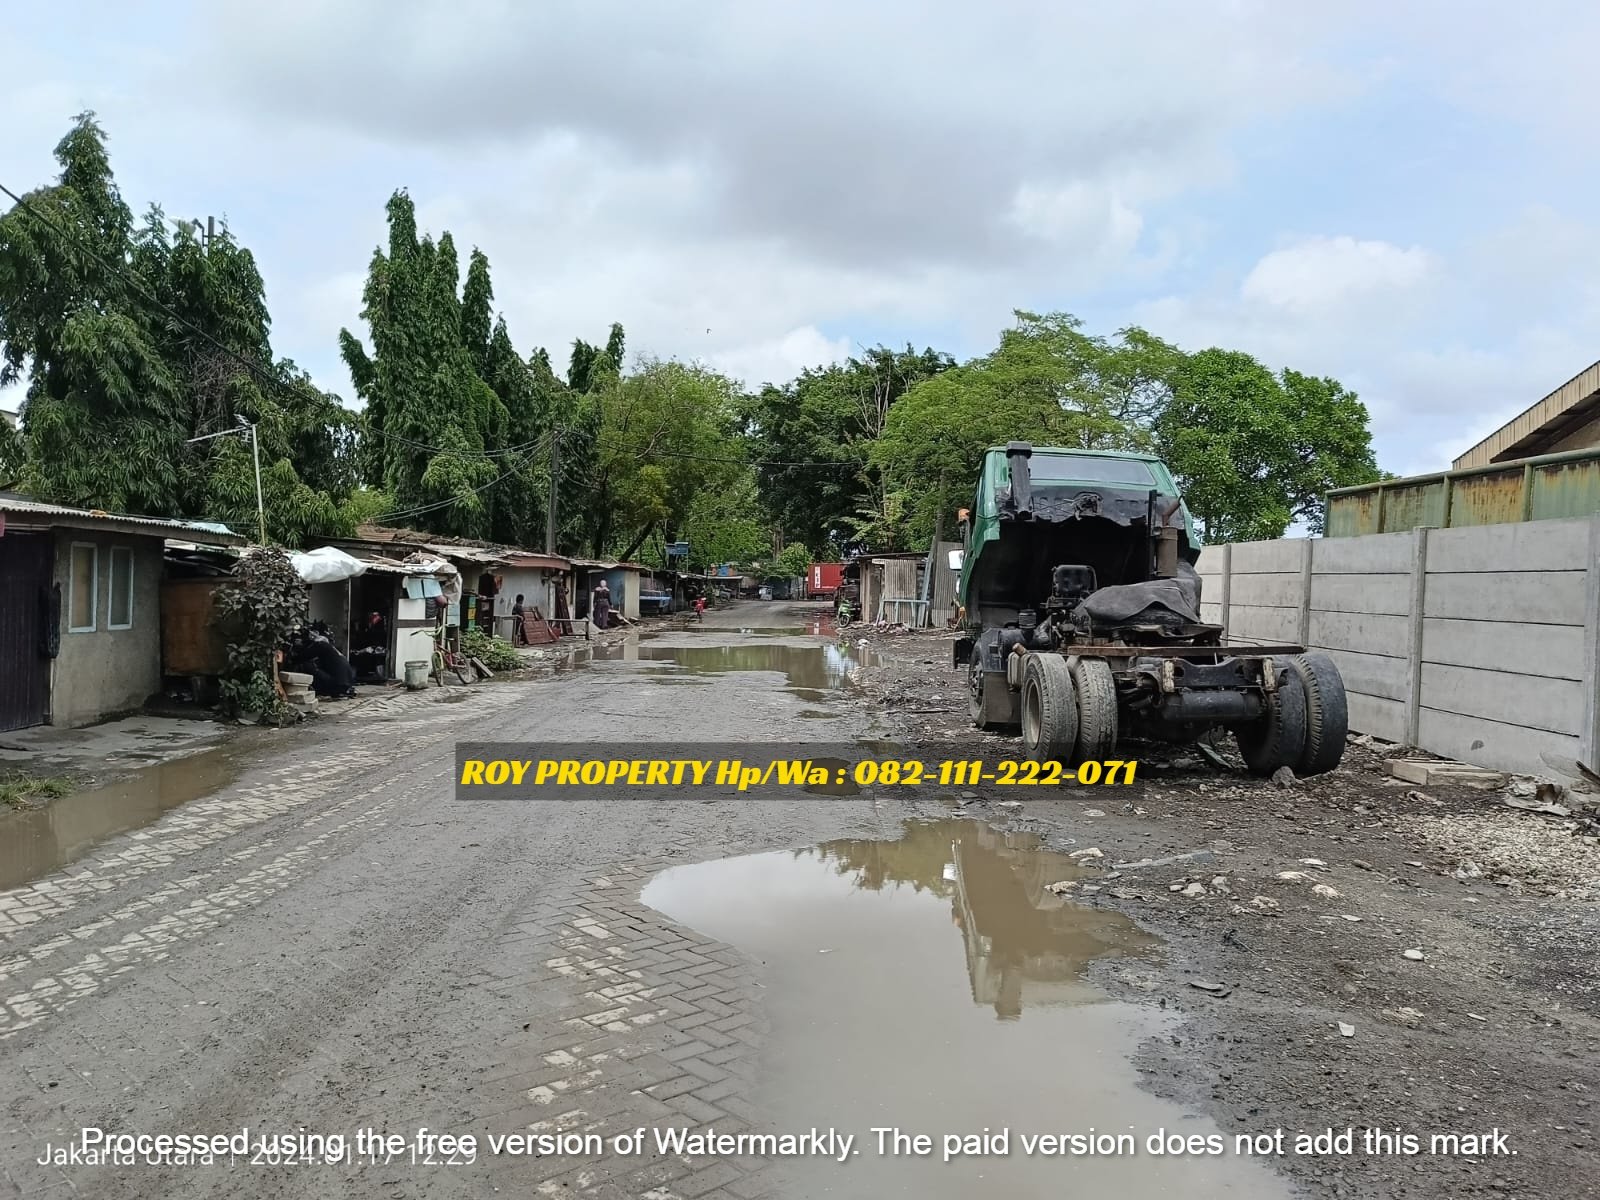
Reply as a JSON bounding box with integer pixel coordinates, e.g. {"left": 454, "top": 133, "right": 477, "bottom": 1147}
{"left": 1325, "top": 446, "right": 1600, "bottom": 536}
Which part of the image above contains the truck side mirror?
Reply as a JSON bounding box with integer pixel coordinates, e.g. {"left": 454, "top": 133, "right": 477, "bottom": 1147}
{"left": 948, "top": 548, "right": 964, "bottom": 572}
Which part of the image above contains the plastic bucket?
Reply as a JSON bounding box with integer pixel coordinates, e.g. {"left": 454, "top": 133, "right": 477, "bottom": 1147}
{"left": 404, "top": 660, "right": 431, "bottom": 690}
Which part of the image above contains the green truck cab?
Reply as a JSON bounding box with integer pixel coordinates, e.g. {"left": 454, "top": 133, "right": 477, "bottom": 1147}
{"left": 951, "top": 442, "right": 1347, "bottom": 777}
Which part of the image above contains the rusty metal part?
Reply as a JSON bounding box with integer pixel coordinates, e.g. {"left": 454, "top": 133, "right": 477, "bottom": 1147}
{"left": 1062, "top": 643, "right": 1306, "bottom": 658}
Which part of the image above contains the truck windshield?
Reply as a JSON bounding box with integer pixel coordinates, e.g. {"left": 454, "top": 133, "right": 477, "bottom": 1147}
{"left": 1030, "top": 454, "right": 1157, "bottom": 487}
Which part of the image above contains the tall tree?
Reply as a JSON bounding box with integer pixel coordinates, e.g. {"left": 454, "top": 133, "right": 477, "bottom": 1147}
{"left": 747, "top": 344, "right": 954, "bottom": 552}
{"left": 340, "top": 192, "right": 531, "bottom": 539}
{"left": 871, "top": 313, "right": 1154, "bottom": 546}
{"left": 0, "top": 113, "right": 360, "bottom": 544}
{"left": 1155, "top": 351, "right": 1380, "bottom": 541}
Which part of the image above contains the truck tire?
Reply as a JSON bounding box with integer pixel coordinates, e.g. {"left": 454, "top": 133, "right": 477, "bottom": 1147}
{"left": 968, "top": 653, "right": 1000, "bottom": 731}
{"left": 1021, "top": 654, "right": 1078, "bottom": 763}
{"left": 1069, "top": 658, "right": 1118, "bottom": 765}
{"left": 1235, "top": 656, "right": 1308, "bottom": 776}
{"left": 1289, "top": 652, "right": 1348, "bottom": 776}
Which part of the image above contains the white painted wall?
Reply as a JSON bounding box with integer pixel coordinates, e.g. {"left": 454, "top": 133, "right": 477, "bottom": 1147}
{"left": 1196, "top": 515, "right": 1600, "bottom": 778}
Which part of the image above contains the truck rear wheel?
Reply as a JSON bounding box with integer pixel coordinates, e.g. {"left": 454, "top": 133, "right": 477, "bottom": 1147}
{"left": 969, "top": 653, "right": 1005, "bottom": 731}
{"left": 1069, "top": 658, "right": 1118, "bottom": 765}
{"left": 1021, "top": 654, "right": 1078, "bottom": 763}
{"left": 1235, "top": 656, "right": 1308, "bottom": 776}
{"left": 1289, "top": 652, "right": 1348, "bottom": 776}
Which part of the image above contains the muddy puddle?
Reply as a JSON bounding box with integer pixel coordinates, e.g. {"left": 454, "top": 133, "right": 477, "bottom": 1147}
{"left": 568, "top": 633, "right": 877, "bottom": 693}
{"left": 643, "top": 819, "right": 1291, "bottom": 1198}
{"left": 0, "top": 746, "right": 246, "bottom": 891}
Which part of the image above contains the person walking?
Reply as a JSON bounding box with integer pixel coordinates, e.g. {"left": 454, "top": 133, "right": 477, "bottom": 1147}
{"left": 591, "top": 578, "right": 612, "bottom": 632}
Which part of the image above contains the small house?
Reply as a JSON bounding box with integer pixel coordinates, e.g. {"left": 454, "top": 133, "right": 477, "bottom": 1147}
{"left": 0, "top": 496, "right": 244, "bottom": 731}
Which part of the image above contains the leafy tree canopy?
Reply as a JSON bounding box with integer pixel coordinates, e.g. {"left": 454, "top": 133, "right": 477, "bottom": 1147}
{"left": 0, "top": 113, "right": 361, "bottom": 545}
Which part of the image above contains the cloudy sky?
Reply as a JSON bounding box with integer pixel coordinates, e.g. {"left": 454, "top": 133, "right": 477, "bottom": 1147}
{"left": 5, "top": 0, "right": 1598, "bottom": 477}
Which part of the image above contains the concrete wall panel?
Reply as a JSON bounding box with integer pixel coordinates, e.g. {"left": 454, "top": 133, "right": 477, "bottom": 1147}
{"left": 1418, "top": 663, "right": 1582, "bottom": 736}
{"left": 1424, "top": 571, "right": 1586, "bottom": 625}
{"left": 1416, "top": 707, "right": 1579, "bottom": 778}
{"left": 1231, "top": 539, "right": 1305, "bottom": 574}
{"left": 1421, "top": 616, "right": 1585, "bottom": 681}
{"left": 1426, "top": 518, "right": 1589, "bottom": 574}
{"left": 1322, "top": 648, "right": 1408, "bottom": 703}
{"left": 1312, "top": 532, "right": 1415, "bottom": 575}
{"left": 1312, "top": 574, "right": 1413, "bottom": 617}
{"left": 1308, "top": 610, "right": 1410, "bottom": 659}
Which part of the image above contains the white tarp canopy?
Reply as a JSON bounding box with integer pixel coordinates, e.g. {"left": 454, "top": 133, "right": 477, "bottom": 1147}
{"left": 290, "top": 546, "right": 370, "bottom": 584}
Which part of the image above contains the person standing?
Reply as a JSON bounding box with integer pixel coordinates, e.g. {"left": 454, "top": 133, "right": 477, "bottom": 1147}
{"left": 592, "top": 578, "right": 612, "bottom": 631}
{"left": 512, "top": 593, "right": 528, "bottom": 646}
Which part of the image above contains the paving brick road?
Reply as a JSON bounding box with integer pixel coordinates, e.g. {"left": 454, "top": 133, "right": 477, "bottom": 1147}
{"left": 0, "top": 606, "right": 889, "bottom": 1200}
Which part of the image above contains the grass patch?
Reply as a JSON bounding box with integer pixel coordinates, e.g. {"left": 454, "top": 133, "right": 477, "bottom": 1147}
{"left": 0, "top": 772, "right": 75, "bottom": 810}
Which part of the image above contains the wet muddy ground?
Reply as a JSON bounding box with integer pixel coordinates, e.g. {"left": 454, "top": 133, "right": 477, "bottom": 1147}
{"left": 4, "top": 600, "right": 1596, "bottom": 1200}
{"left": 844, "top": 623, "right": 1600, "bottom": 1200}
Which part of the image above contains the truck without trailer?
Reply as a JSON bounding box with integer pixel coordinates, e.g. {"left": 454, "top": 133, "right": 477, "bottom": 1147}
{"left": 951, "top": 442, "right": 1347, "bottom": 776}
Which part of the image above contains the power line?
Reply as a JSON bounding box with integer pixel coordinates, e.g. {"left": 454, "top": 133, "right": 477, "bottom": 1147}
{"left": 592, "top": 433, "right": 867, "bottom": 471}
{"left": 0, "top": 178, "right": 543, "bottom": 464}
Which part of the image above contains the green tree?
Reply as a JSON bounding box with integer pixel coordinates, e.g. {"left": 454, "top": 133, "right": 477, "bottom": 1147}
{"left": 746, "top": 345, "right": 954, "bottom": 552}
{"left": 340, "top": 192, "right": 541, "bottom": 539}
{"left": 774, "top": 542, "right": 812, "bottom": 577}
{"left": 872, "top": 312, "right": 1158, "bottom": 546}
{"left": 681, "top": 471, "right": 771, "bottom": 572}
{"left": 580, "top": 357, "right": 746, "bottom": 560}
{"left": 1156, "top": 351, "right": 1381, "bottom": 542}
{"left": 0, "top": 114, "right": 359, "bottom": 544}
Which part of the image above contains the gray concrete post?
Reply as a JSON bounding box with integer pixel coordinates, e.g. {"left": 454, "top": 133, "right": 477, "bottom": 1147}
{"left": 1403, "top": 525, "right": 1434, "bottom": 747}
{"left": 1580, "top": 512, "right": 1600, "bottom": 771}
{"left": 1298, "top": 537, "right": 1315, "bottom": 648}
{"left": 1218, "top": 543, "right": 1232, "bottom": 635}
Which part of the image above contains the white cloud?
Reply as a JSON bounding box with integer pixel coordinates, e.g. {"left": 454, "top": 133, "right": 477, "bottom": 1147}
{"left": 7, "top": 0, "right": 1600, "bottom": 495}
{"left": 1240, "top": 236, "right": 1436, "bottom": 314}
{"left": 706, "top": 328, "right": 853, "bottom": 391}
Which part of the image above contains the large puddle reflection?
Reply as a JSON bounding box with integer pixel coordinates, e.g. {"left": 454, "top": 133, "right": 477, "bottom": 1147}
{"left": 644, "top": 819, "right": 1291, "bottom": 1199}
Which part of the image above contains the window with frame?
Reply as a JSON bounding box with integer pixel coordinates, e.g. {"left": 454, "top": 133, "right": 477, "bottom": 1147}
{"left": 69, "top": 543, "right": 98, "bottom": 632}
{"left": 109, "top": 546, "right": 134, "bottom": 630}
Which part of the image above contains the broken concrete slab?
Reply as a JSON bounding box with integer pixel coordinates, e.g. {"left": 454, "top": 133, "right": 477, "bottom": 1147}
{"left": 1386, "top": 759, "right": 1507, "bottom": 789}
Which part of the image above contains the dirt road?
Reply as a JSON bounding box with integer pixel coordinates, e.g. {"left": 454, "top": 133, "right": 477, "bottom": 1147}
{"left": 3, "top": 602, "right": 1594, "bottom": 1199}
{"left": 850, "top": 621, "right": 1600, "bottom": 1200}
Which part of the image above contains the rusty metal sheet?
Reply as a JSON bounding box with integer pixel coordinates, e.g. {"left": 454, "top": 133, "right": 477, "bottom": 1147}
{"left": 1378, "top": 481, "right": 1448, "bottom": 532}
{"left": 1449, "top": 468, "right": 1526, "bottom": 527}
{"left": 1529, "top": 459, "right": 1600, "bottom": 521}
{"left": 1326, "top": 490, "right": 1379, "bottom": 537}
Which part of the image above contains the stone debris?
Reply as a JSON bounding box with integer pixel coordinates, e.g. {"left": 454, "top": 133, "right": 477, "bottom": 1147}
{"left": 1385, "top": 758, "right": 1506, "bottom": 789}
{"left": 1067, "top": 847, "right": 1104, "bottom": 860}
{"left": 1338, "top": 1022, "right": 1356, "bottom": 1038}
{"left": 1276, "top": 870, "right": 1314, "bottom": 883}
{"left": 1181, "top": 881, "right": 1208, "bottom": 898}
{"left": 1114, "top": 849, "right": 1217, "bottom": 871}
{"left": 1271, "top": 765, "right": 1296, "bottom": 788}
{"left": 1400, "top": 811, "right": 1600, "bottom": 901}
{"left": 1248, "top": 896, "right": 1280, "bottom": 912}
{"left": 1403, "top": 948, "right": 1426, "bottom": 962}
{"left": 1045, "top": 880, "right": 1078, "bottom": 896}
{"left": 1312, "top": 883, "right": 1341, "bottom": 899}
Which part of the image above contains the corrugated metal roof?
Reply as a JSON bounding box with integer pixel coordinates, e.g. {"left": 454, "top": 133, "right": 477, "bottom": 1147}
{"left": 0, "top": 496, "right": 246, "bottom": 543}
{"left": 1453, "top": 358, "right": 1600, "bottom": 469}
{"left": 500, "top": 552, "right": 572, "bottom": 570}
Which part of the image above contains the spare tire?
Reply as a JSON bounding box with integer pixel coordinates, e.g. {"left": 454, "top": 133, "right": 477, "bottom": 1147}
{"left": 1236, "top": 656, "right": 1308, "bottom": 776}
{"left": 1288, "top": 652, "right": 1348, "bottom": 776}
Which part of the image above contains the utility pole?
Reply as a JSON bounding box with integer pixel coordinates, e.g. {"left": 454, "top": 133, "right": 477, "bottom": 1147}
{"left": 545, "top": 429, "right": 560, "bottom": 555}
{"left": 185, "top": 418, "right": 266, "bottom": 544}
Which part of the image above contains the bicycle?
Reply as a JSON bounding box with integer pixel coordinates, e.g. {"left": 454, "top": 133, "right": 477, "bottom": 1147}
{"left": 432, "top": 627, "right": 474, "bottom": 686}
